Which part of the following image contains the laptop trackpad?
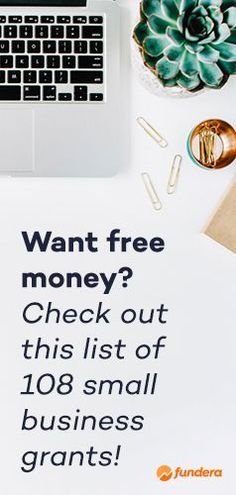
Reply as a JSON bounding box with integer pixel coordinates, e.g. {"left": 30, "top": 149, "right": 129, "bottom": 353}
{"left": 0, "top": 109, "right": 34, "bottom": 174}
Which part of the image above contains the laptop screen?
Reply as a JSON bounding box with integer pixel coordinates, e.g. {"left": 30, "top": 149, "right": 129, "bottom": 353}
{"left": 0, "top": 0, "right": 86, "bottom": 5}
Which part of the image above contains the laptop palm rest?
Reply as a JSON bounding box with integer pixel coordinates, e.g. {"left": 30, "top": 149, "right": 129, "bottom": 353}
{"left": 0, "top": 109, "right": 34, "bottom": 174}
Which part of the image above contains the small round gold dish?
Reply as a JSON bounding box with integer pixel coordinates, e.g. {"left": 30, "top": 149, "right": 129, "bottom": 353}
{"left": 187, "top": 119, "right": 236, "bottom": 170}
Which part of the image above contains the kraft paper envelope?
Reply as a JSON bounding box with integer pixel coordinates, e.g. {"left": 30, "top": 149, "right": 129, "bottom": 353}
{"left": 203, "top": 179, "right": 236, "bottom": 254}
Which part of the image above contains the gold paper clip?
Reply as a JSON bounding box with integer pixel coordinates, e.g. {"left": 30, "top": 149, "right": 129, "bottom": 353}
{"left": 167, "top": 154, "right": 182, "bottom": 194}
{"left": 199, "top": 126, "right": 217, "bottom": 168}
{"left": 137, "top": 117, "right": 168, "bottom": 148}
{"left": 141, "top": 172, "right": 162, "bottom": 211}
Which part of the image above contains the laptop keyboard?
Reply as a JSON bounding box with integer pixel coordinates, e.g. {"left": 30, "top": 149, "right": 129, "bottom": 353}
{"left": 0, "top": 13, "right": 105, "bottom": 103}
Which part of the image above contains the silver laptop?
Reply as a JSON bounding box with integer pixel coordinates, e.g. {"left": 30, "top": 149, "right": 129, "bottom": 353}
{"left": 0, "top": 0, "right": 126, "bottom": 176}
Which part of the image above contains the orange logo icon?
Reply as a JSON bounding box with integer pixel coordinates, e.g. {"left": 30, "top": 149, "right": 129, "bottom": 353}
{"left": 156, "top": 465, "right": 173, "bottom": 482}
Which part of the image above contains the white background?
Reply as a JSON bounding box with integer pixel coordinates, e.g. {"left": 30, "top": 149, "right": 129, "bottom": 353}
{"left": 0, "top": 0, "right": 236, "bottom": 493}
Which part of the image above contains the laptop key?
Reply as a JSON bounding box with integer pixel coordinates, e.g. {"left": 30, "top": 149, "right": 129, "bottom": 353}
{"left": 24, "top": 85, "right": 40, "bottom": 100}
{"left": 55, "top": 70, "right": 68, "bottom": 83}
{"left": 24, "top": 70, "right": 37, "bottom": 83}
{"left": 12, "top": 40, "right": 25, "bottom": 52}
{"left": 59, "top": 93, "right": 72, "bottom": 101}
{"left": 25, "top": 16, "right": 38, "bottom": 24}
{"left": 74, "top": 85, "right": 87, "bottom": 101}
{"left": 47, "top": 55, "right": 60, "bottom": 68}
{"left": 71, "top": 71, "right": 103, "bottom": 84}
{"left": 4, "top": 26, "right": 17, "bottom": 38}
{"left": 27, "top": 40, "right": 40, "bottom": 53}
{"left": 90, "top": 40, "right": 103, "bottom": 54}
{"left": 0, "top": 41, "right": 9, "bottom": 53}
{"left": 82, "top": 26, "right": 103, "bottom": 39}
{"left": 74, "top": 41, "right": 87, "bottom": 53}
{"left": 0, "top": 70, "right": 5, "bottom": 83}
{"left": 8, "top": 70, "right": 21, "bottom": 83}
{"left": 57, "top": 16, "right": 71, "bottom": 24}
{"left": 0, "top": 55, "right": 13, "bottom": 68}
{"left": 67, "top": 26, "right": 80, "bottom": 38}
{"left": 16, "top": 55, "right": 29, "bottom": 68}
{"left": 0, "top": 85, "right": 21, "bottom": 100}
{"left": 31, "top": 55, "right": 44, "bottom": 68}
{"left": 43, "top": 85, "right": 56, "bottom": 101}
{"left": 0, "top": 17, "right": 6, "bottom": 24}
{"left": 73, "top": 16, "right": 87, "bottom": 24}
{"left": 43, "top": 40, "right": 56, "bottom": 53}
{"left": 78, "top": 56, "right": 103, "bottom": 69}
{"left": 9, "top": 16, "right": 22, "bottom": 24}
{"left": 20, "top": 26, "right": 33, "bottom": 38}
{"left": 59, "top": 41, "right": 72, "bottom": 53}
{"left": 51, "top": 26, "right": 64, "bottom": 38}
{"left": 62, "top": 55, "right": 75, "bottom": 68}
{"left": 89, "top": 16, "right": 103, "bottom": 24}
{"left": 41, "top": 16, "right": 54, "bottom": 24}
{"left": 90, "top": 93, "right": 104, "bottom": 102}
{"left": 39, "top": 70, "right": 52, "bottom": 83}
{"left": 35, "top": 26, "right": 48, "bottom": 38}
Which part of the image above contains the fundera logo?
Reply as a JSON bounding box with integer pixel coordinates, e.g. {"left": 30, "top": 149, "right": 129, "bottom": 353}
{"left": 156, "top": 465, "right": 223, "bottom": 481}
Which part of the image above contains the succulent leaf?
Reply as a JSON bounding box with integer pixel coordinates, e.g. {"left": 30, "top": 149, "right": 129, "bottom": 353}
{"left": 161, "top": 0, "right": 179, "bottom": 19}
{"left": 185, "top": 41, "right": 205, "bottom": 52}
{"left": 198, "top": 30, "right": 216, "bottom": 43}
{"left": 180, "top": 49, "right": 199, "bottom": 74}
{"left": 164, "top": 44, "right": 184, "bottom": 60}
{"left": 217, "top": 41, "right": 236, "bottom": 59}
{"left": 156, "top": 57, "right": 180, "bottom": 78}
{"left": 180, "top": 0, "right": 198, "bottom": 14}
{"left": 197, "top": 44, "right": 219, "bottom": 61}
{"left": 177, "top": 72, "right": 201, "bottom": 88}
{"left": 227, "top": 29, "right": 236, "bottom": 43}
{"left": 148, "top": 14, "right": 173, "bottom": 35}
{"left": 191, "top": 5, "right": 209, "bottom": 16}
{"left": 144, "top": 35, "right": 170, "bottom": 56}
{"left": 207, "top": 6, "right": 223, "bottom": 24}
{"left": 198, "top": 61, "right": 223, "bottom": 85}
{"left": 177, "top": 13, "right": 185, "bottom": 32}
{"left": 212, "top": 23, "right": 231, "bottom": 43}
{"left": 173, "top": 0, "right": 182, "bottom": 7}
{"left": 133, "top": 21, "right": 151, "bottom": 45}
{"left": 166, "top": 26, "right": 185, "bottom": 44}
{"left": 160, "top": 76, "right": 179, "bottom": 86}
{"left": 134, "top": 0, "right": 236, "bottom": 92}
{"left": 224, "top": 7, "right": 236, "bottom": 28}
{"left": 218, "top": 59, "right": 236, "bottom": 73}
{"left": 199, "top": 0, "right": 222, "bottom": 7}
{"left": 142, "top": 0, "right": 163, "bottom": 17}
{"left": 142, "top": 50, "right": 162, "bottom": 69}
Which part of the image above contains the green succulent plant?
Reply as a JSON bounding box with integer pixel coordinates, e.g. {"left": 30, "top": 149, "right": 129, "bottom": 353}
{"left": 133, "top": 0, "right": 236, "bottom": 91}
